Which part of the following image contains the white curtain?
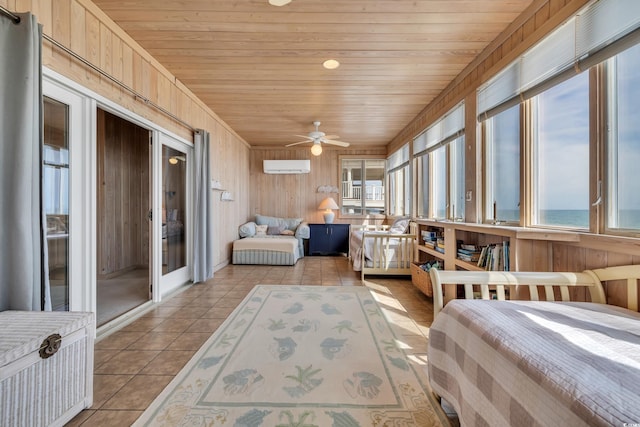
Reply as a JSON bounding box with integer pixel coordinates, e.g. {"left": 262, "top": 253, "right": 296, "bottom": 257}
{"left": 192, "top": 129, "right": 214, "bottom": 283}
{"left": 0, "top": 12, "right": 50, "bottom": 310}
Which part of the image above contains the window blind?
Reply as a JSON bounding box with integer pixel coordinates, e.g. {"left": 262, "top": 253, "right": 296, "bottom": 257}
{"left": 413, "top": 102, "right": 465, "bottom": 156}
{"left": 387, "top": 143, "right": 409, "bottom": 172}
{"left": 477, "top": 0, "right": 640, "bottom": 120}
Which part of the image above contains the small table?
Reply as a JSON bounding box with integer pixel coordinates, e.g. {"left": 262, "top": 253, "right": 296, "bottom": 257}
{"left": 308, "top": 223, "right": 350, "bottom": 255}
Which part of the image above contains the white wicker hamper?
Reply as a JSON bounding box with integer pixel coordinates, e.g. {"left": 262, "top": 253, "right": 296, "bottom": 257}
{"left": 0, "top": 311, "right": 94, "bottom": 427}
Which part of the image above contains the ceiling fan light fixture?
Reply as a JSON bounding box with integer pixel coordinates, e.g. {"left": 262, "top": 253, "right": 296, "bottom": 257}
{"left": 323, "top": 59, "right": 340, "bottom": 70}
{"left": 168, "top": 157, "right": 179, "bottom": 165}
{"left": 268, "top": 0, "right": 292, "bottom": 6}
{"left": 310, "top": 143, "right": 323, "bottom": 156}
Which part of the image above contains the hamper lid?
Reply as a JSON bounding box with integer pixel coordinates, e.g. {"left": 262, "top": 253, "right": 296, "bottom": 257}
{"left": 0, "top": 311, "right": 94, "bottom": 366}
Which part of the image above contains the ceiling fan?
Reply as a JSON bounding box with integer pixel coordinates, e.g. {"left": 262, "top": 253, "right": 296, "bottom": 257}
{"left": 285, "top": 121, "right": 350, "bottom": 155}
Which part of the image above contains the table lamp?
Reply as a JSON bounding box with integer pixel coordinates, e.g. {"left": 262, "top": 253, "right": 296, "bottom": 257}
{"left": 318, "top": 197, "right": 339, "bottom": 224}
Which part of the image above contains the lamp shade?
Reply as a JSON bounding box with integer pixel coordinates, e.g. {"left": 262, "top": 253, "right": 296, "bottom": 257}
{"left": 318, "top": 197, "right": 339, "bottom": 210}
{"left": 318, "top": 197, "right": 339, "bottom": 223}
{"left": 310, "top": 143, "right": 323, "bottom": 156}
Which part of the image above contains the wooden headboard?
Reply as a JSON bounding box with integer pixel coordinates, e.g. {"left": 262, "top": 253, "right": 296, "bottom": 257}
{"left": 430, "top": 265, "right": 639, "bottom": 317}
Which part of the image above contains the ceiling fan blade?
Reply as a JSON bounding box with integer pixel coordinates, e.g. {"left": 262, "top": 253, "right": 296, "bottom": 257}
{"left": 322, "top": 139, "right": 350, "bottom": 147}
{"left": 323, "top": 134, "right": 339, "bottom": 140}
{"left": 294, "top": 135, "right": 314, "bottom": 141}
{"left": 285, "top": 141, "right": 311, "bottom": 147}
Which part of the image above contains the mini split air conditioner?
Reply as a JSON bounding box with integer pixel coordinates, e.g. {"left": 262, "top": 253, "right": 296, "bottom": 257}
{"left": 263, "top": 160, "right": 311, "bottom": 174}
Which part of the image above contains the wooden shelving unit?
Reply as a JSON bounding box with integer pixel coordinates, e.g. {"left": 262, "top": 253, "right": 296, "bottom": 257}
{"left": 412, "top": 219, "right": 584, "bottom": 299}
{"left": 414, "top": 219, "right": 581, "bottom": 273}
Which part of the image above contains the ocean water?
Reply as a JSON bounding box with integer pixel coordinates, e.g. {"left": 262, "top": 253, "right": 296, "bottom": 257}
{"left": 538, "top": 210, "right": 589, "bottom": 228}
{"left": 497, "top": 209, "right": 640, "bottom": 229}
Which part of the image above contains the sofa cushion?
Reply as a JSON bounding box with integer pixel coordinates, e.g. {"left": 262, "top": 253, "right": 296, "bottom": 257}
{"left": 255, "top": 224, "right": 268, "bottom": 236}
{"left": 238, "top": 221, "right": 256, "bottom": 238}
{"left": 255, "top": 214, "right": 303, "bottom": 231}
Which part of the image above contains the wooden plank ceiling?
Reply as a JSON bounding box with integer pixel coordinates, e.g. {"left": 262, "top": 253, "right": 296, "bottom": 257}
{"left": 92, "top": 0, "right": 534, "bottom": 149}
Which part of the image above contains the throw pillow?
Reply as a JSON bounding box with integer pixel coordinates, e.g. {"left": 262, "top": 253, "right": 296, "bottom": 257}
{"left": 389, "top": 217, "right": 410, "bottom": 234}
{"left": 238, "top": 221, "right": 256, "bottom": 238}
{"left": 255, "top": 224, "right": 268, "bottom": 236}
{"left": 280, "top": 229, "right": 294, "bottom": 236}
{"left": 267, "top": 225, "right": 285, "bottom": 235}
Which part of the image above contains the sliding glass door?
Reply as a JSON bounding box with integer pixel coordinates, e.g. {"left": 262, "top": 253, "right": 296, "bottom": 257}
{"left": 155, "top": 133, "right": 191, "bottom": 296}
{"left": 44, "top": 71, "right": 193, "bottom": 324}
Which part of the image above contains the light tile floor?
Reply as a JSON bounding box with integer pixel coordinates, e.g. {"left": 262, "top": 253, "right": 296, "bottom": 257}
{"left": 66, "top": 256, "right": 438, "bottom": 426}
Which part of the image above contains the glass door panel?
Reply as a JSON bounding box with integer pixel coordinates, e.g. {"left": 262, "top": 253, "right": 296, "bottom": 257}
{"left": 44, "top": 97, "right": 70, "bottom": 311}
{"left": 162, "top": 146, "right": 187, "bottom": 274}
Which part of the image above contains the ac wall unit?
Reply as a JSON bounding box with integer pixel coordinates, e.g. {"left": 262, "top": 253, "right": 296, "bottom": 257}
{"left": 263, "top": 160, "right": 311, "bottom": 174}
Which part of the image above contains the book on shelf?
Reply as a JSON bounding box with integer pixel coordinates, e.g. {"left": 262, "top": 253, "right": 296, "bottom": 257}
{"left": 457, "top": 248, "right": 480, "bottom": 255}
{"left": 457, "top": 246, "right": 481, "bottom": 262}
{"left": 502, "top": 240, "right": 510, "bottom": 271}
{"left": 476, "top": 242, "right": 509, "bottom": 271}
{"left": 489, "top": 245, "right": 503, "bottom": 271}
{"left": 458, "top": 253, "right": 480, "bottom": 262}
{"left": 423, "top": 240, "right": 436, "bottom": 249}
{"left": 421, "top": 230, "right": 438, "bottom": 240}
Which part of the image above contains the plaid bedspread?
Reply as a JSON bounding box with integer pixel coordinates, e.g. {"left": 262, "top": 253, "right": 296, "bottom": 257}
{"left": 428, "top": 300, "right": 640, "bottom": 427}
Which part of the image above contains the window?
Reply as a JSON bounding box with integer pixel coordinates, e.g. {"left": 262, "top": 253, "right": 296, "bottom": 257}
{"left": 413, "top": 139, "right": 464, "bottom": 220}
{"left": 484, "top": 105, "right": 520, "bottom": 223}
{"left": 340, "top": 158, "right": 385, "bottom": 216}
{"left": 432, "top": 146, "right": 447, "bottom": 219}
{"left": 387, "top": 145, "right": 410, "bottom": 216}
{"left": 413, "top": 103, "right": 465, "bottom": 220}
{"left": 416, "top": 155, "right": 429, "bottom": 218}
{"left": 533, "top": 72, "right": 590, "bottom": 228}
{"left": 450, "top": 136, "right": 465, "bottom": 221}
{"left": 388, "top": 166, "right": 410, "bottom": 216}
{"left": 475, "top": 0, "right": 640, "bottom": 234}
{"left": 606, "top": 43, "right": 640, "bottom": 231}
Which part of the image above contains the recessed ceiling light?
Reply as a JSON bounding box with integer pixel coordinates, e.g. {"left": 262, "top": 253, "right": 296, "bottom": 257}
{"left": 269, "top": 0, "right": 292, "bottom": 6}
{"left": 323, "top": 59, "right": 340, "bottom": 70}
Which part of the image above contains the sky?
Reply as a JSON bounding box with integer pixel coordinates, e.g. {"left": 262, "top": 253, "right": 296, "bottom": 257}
{"left": 494, "top": 44, "right": 640, "bottom": 211}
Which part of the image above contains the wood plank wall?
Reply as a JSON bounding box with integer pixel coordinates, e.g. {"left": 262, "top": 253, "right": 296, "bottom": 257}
{"left": 250, "top": 146, "right": 387, "bottom": 226}
{"left": 96, "top": 109, "right": 149, "bottom": 277}
{"left": 1, "top": 0, "right": 251, "bottom": 270}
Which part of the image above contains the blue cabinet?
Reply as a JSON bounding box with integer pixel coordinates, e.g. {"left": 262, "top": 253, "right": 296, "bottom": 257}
{"left": 309, "top": 224, "right": 349, "bottom": 255}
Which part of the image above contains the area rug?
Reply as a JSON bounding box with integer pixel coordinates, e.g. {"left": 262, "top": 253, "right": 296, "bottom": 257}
{"left": 134, "top": 285, "right": 447, "bottom": 426}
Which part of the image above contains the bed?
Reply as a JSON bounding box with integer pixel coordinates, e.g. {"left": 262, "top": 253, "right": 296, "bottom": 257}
{"left": 427, "top": 266, "right": 640, "bottom": 427}
{"left": 349, "top": 219, "right": 415, "bottom": 279}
